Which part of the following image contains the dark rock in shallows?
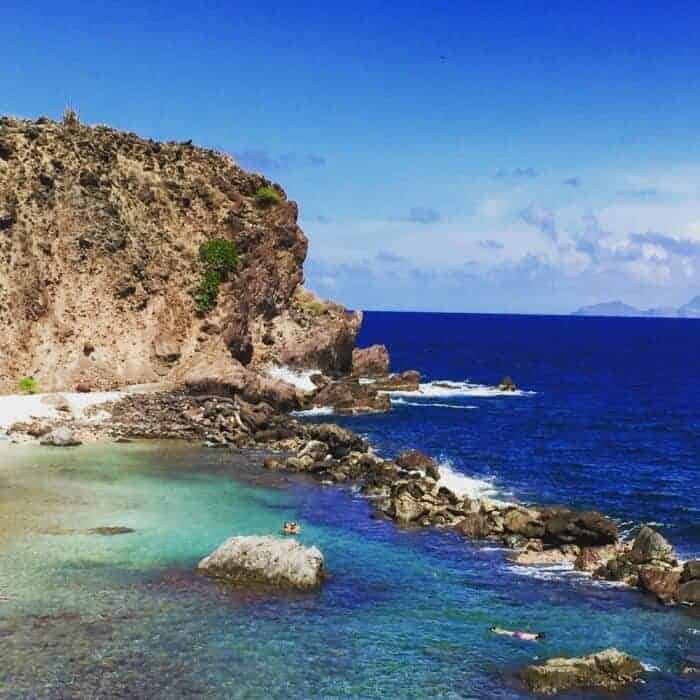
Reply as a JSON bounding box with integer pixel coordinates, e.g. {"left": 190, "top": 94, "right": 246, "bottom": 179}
{"left": 87, "top": 527, "right": 135, "bottom": 536}
{"left": 520, "top": 648, "right": 644, "bottom": 695}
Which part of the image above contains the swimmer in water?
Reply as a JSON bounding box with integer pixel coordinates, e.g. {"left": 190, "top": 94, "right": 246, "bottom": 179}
{"left": 489, "top": 626, "right": 544, "bottom": 641}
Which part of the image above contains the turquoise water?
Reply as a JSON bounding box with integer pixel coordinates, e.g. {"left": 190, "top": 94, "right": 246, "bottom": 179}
{"left": 0, "top": 442, "right": 698, "bottom": 698}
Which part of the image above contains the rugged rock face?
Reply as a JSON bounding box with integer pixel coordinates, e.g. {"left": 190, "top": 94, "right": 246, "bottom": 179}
{"left": 0, "top": 115, "right": 360, "bottom": 394}
{"left": 520, "top": 648, "right": 644, "bottom": 695}
{"left": 352, "top": 344, "right": 390, "bottom": 376}
{"left": 197, "top": 535, "right": 324, "bottom": 589}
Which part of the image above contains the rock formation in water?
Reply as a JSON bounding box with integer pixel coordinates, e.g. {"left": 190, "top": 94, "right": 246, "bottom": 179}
{"left": 198, "top": 535, "right": 324, "bottom": 589}
{"left": 520, "top": 648, "right": 644, "bottom": 695}
{"left": 0, "top": 114, "right": 361, "bottom": 399}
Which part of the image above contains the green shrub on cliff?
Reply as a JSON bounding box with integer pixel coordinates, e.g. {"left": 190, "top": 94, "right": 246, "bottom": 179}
{"left": 19, "top": 376, "right": 39, "bottom": 394}
{"left": 194, "top": 239, "right": 238, "bottom": 313}
{"left": 254, "top": 186, "right": 281, "bottom": 207}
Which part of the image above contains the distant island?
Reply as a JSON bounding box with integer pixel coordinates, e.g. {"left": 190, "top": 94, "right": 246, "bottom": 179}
{"left": 574, "top": 295, "right": 700, "bottom": 318}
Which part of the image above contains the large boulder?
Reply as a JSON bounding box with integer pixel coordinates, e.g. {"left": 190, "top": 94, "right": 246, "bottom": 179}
{"left": 629, "top": 526, "right": 677, "bottom": 565}
{"left": 504, "top": 507, "right": 546, "bottom": 539}
{"left": 682, "top": 560, "right": 700, "bottom": 582}
{"left": 541, "top": 507, "right": 618, "bottom": 547}
{"left": 310, "top": 377, "right": 390, "bottom": 415}
{"left": 197, "top": 535, "right": 324, "bottom": 590}
{"left": 575, "top": 544, "right": 621, "bottom": 573}
{"left": 39, "top": 427, "right": 82, "bottom": 447}
{"left": 638, "top": 566, "right": 681, "bottom": 605}
{"left": 304, "top": 423, "right": 367, "bottom": 458}
{"left": 352, "top": 344, "right": 390, "bottom": 376}
{"left": 520, "top": 648, "right": 644, "bottom": 695}
{"left": 679, "top": 580, "right": 700, "bottom": 605}
{"left": 396, "top": 450, "right": 440, "bottom": 480}
{"left": 455, "top": 513, "right": 492, "bottom": 539}
{"left": 372, "top": 370, "right": 421, "bottom": 392}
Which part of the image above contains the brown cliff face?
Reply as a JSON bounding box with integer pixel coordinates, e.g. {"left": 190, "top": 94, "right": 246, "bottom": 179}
{"left": 0, "top": 115, "right": 360, "bottom": 393}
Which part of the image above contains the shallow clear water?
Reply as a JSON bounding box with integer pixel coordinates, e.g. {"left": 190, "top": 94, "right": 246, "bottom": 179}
{"left": 0, "top": 312, "right": 699, "bottom": 698}
{"left": 0, "top": 440, "right": 697, "bottom": 698}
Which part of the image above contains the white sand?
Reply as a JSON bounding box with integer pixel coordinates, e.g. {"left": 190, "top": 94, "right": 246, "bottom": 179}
{"left": 0, "top": 391, "right": 123, "bottom": 432}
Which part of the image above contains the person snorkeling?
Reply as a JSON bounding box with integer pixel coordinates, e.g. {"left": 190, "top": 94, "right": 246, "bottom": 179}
{"left": 489, "top": 626, "right": 544, "bottom": 641}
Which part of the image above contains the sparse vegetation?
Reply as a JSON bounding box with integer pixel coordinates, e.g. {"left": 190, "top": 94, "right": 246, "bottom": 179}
{"left": 19, "top": 376, "right": 39, "bottom": 394}
{"left": 194, "top": 239, "right": 239, "bottom": 312}
{"left": 254, "top": 186, "right": 281, "bottom": 207}
{"left": 63, "top": 104, "right": 80, "bottom": 129}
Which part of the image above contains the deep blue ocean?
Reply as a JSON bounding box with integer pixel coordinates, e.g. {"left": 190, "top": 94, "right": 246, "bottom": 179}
{"left": 0, "top": 312, "right": 698, "bottom": 698}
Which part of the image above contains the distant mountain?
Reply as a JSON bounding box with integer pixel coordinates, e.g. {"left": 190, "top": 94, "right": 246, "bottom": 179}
{"left": 678, "top": 295, "right": 700, "bottom": 318}
{"left": 573, "top": 301, "right": 643, "bottom": 317}
{"left": 574, "top": 296, "right": 700, "bottom": 318}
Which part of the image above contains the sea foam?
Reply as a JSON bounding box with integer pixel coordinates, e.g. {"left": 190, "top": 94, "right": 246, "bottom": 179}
{"left": 384, "top": 379, "right": 535, "bottom": 399}
{"left": 265, "top": 366, "right": 319, "bottom": 392}
{"left": 436, "top": 459, "right": 499, "bottom": 500}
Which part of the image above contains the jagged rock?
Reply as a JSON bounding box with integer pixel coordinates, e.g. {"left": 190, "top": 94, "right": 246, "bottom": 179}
{"left": 352, "top": 344, "right": 390, "bottom": 376}
{"left": 520, "top": 648, "right": 644, "bottom": 695}
{"left": 391, "top": 491, "right": 426, "bottom": 524}
{"left": 541, "top": 507, "right": 618, "bottom": 547}
{"left": 575, "top": 544, "right": 621, "bottom": 572}
{"left": 304, "top": 423, "right": 367, "bottom": 458}
{"left": 372, "top": 370, "right": 421, "bottom": 392}
{"left": 395, "top": 450, "right": 440, "bottom": 480}
{"left": 198, "top": 535, "right": 324, "bottom": 589}
{"left": 503, "top": 507, "right": 545, "bottom": 539}
{"left": 629, "top": 526, "right": 677, "bottom": 565}
{"left": 455, "top": 513, "right": 492, "bottom": 539}
{"left": 311, "top": 377, "right": 390, "bottom": 415}
{"left": 679, "top": 580, "right": 700, "bottom": 605}
{"left": 682, "top": 560, "right": 700, "bottom": 582}
{"left": 638, "top": 566, "right": 681, "bottom": 604}
{"left": 39, "top": 427, "right": 81, "bottom": 447}
{"left": 498, "top": 376, "right": 517, "bottom": 392}
{"left": 595, "top": 554, "right": 640, "bottom": 586}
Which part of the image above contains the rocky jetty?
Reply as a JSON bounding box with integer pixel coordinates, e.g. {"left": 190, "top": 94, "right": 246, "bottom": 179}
{"left": 520, "top": 648, "right": 644, "bottom": 695}
{"left": 197, "top": 535, "right": 324, "bottom": 589}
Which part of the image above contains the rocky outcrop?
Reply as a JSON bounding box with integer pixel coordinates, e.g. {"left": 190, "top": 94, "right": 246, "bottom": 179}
{"left": 520, "top": 648, "right": 644, "bottom": 695}
{"left": 679, "top": 560, "right": 700, "bottom": 605}
{"left": 197, "top": 535, "right": 324, "bottom": 589}
{"left": 0, "top": 116, "right": 360, "bottom": 394}
{"left": 307, "top": 376, "right": 391, "bottom": 414}
{"left": 352, "top": 344, "right": 390, "bottom": 376}
{"left": 593, "top": 527, "right": 691, "bottom": 605}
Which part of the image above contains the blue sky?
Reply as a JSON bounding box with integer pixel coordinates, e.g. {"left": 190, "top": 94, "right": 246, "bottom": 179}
{"left": 3, "top": 1, "right": 700, "bottom": 312}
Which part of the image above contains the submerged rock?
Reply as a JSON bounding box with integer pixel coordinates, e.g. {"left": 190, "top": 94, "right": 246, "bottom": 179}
{"left": 197, "top": 535, "right": 324, "bottom": 590}
{"left": 86, "top": 526, "right": 135, "bottom": 536}
{"left": 520, "top": 648, "right": 644, "bottom": 695}
{"left": 39, "top": 427, "right": 82, "bottom": 447}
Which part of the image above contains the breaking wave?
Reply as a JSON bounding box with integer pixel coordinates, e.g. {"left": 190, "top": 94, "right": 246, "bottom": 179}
{"left": 391, "top": 397, "right": 478, "bottom": 410}
{"left": 384, "top": 379, "right": 535, "bottom": 399}
{"left": 265, "top": 366, "right": 319, "bottom": 392}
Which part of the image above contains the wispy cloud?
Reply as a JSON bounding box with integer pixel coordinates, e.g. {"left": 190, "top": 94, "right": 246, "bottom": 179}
{"left": 616, "top": 188, "right": 658, "bottom": 199}
{"left": 519, "top": 205, "right": 558, "bottom": 242}
{"left": 629, "top": 231, "right": 700, "bottom": 258}
{"left": 563, "top": 177, "right": 581, "bottom": 187}
{"left": 400, "top": 206, "right": 441, "bottom": 224}
{"left": 478, "top": 239, "right": 504, "bottom": 250}
{"left": 233, "top": 148, "right": 326, "bottom": 173}
{"left": 495, "top": 167, "right": 537, "bottom": 179}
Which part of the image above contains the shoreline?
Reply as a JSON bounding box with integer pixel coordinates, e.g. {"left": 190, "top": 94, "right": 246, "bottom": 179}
{"left": 2, "top": 385, "right": 698, "bottom": 612}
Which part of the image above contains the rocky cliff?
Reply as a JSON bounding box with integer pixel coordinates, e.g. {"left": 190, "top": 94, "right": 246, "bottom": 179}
{"left": 0, "top": 114, "right": 361, "bottom": 396}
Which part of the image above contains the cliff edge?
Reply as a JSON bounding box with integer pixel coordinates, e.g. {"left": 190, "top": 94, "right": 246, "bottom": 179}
{"left": 0, "top": 114, "right": 361, "bottom": 396}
